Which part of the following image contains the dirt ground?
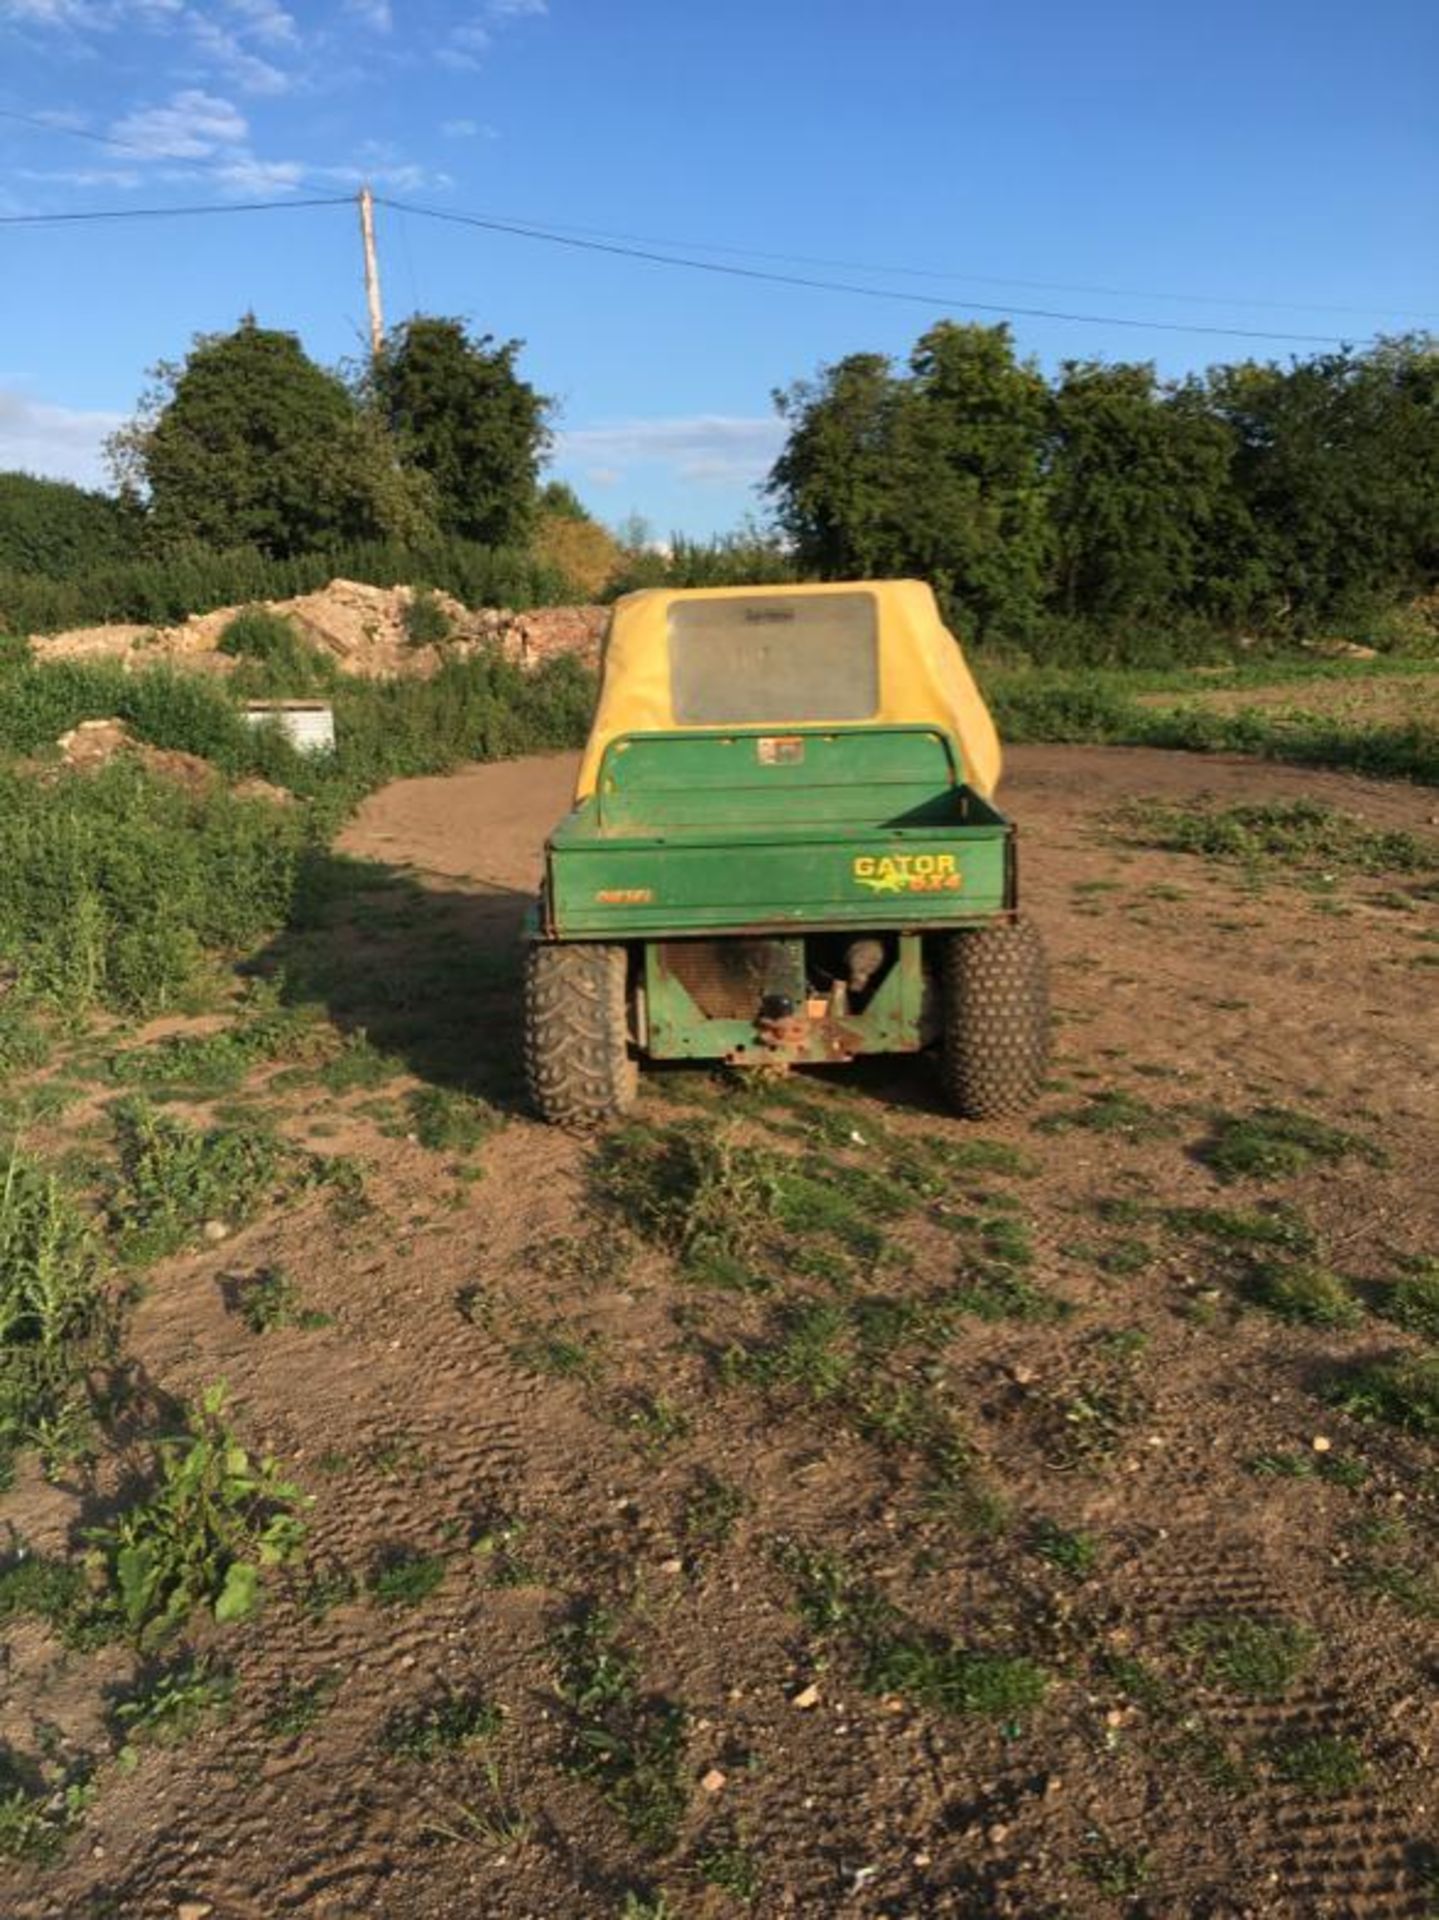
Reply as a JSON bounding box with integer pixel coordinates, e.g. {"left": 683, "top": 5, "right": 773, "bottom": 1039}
{"left": 4, "top": 743, "right": 1438, "bottom": 1920}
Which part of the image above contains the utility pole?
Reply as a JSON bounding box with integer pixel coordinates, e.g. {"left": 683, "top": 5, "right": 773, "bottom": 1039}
{"left": 358, "top": 185, "right": 385, "bottom": 360}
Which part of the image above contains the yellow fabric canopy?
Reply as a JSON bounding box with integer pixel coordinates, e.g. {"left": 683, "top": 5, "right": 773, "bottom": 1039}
{"left": 573, "top": 580, "right": 1002, "bottom": 800}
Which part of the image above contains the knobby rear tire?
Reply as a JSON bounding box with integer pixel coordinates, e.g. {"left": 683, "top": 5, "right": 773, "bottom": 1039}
{"left": 941, "top": 917, "right": 1050, "bottom": 1120}
{"left": 524, "top": 940, "right": 638, "bottom": 1127}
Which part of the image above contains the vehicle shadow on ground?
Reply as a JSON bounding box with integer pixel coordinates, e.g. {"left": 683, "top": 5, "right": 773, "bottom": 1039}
{"left": 253, "top": 850, "right": 533, "bottom": 1112}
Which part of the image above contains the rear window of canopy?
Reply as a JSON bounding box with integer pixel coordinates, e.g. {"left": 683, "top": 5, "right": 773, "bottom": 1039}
{"left": 667, "top": 590, "right": 880, "bottom": 725}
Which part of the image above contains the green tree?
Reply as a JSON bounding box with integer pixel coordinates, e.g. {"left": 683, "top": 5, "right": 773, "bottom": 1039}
{"left": 538, "top": 479, "right": 591, "bottom": 521}
{"left": 372, "top": 317, "right": 550, "bottom": 546}
{"left": 891, "top": 323, "right": 1052, "bottom": 640}
{"left": 768, "top": 325, "right": 1051, "bottom": 640}
{"left": 1047, "top": 360, "right": 1236, "bottom": 628}
{"left": 111, "top": 318, "right": 434, "bottom": 559}
{"left": 768, "top": 350, "right": 903, "bottom": 578}
{"left": 1207, "top": 336, "right": 1439, "bottom": 631}
{"left": 0, "top": 472, "right": 137, "bottom": 577}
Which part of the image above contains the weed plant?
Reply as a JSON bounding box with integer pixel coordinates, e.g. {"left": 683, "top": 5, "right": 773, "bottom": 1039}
{"left": 0, "top": 759, "right": 311, "bottom": 1016}
{"left": 115, "top": 1657, "right": 234, "bottom": 1751}
{"left": 552, "top": 1607, "right": 689, "bottom": 1852}
{"left": 380, "top": 1687, "right": 502, "bottom": 1759}
{"left": 93, "top": 1383, "right": 307, "bottom": 1646}
{"left": 779, "top": 1543, "right": 1048, "bottom": 1716}
{"left": 1202, "top": 1107, "right": 1383, "bottom": 1182}
{"left": 219, "top": 608, "right": 340, "bottom": 698}
{"left": 1265, "top": 1733, "right": 1367, "bottom": 1792}
{"left": 1178, "top": 1615, "right": 1317, "bottom": 1701}
{"left": 233, "top": 1266, "right": 332, "bottom": 1334}
{"left": 0, "top": 1149, "right": 113, "bottom": 1481}
{"left": 407, "top": 1085, "right": 503, "bottom": 1153}
{"left": 107, "top": 1099, "right": 292, "bottom": 1262}
{"left": 0, "top": 1749, "right": 94, "bottom": 1862}
{"left": 368, "top": 1548, "right": 447, "bottom": 1607}
{"left": 1119, "top": 798, "right": 1434, "bottom": 876}
{"left": 1329, "top": 1354, "right": 1439, "bottom": 1436}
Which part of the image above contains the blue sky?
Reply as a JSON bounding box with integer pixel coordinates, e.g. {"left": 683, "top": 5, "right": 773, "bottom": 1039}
{"left": 1, "top": 0, "right": 1436, "bottom": 537}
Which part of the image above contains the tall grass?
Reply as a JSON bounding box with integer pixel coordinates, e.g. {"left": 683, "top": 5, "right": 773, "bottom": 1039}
{"left": 986, "top": 670, "right": 1439, "bottom": 786}
{"left": 0, "top": 640, "right": 596, "bottom": 1017}
{"left": 0, "top": 1150, "right": 112, "bottom": 1480}
{"left": 0, "top": 759, "right": 314, "bottom": 1014}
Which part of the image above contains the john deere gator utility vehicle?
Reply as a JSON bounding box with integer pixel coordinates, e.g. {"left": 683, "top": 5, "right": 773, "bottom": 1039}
{"left": 524, "top": 581, "right": 1048, "bottom": 1125}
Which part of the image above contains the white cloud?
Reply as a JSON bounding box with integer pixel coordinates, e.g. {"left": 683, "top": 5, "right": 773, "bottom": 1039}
{"left": 18, "top": 163, "right": 145, "bottom": 187}
{"left": 185, "top": 12, "right": 292, "bottom": 94}
{"left": 0, "top": 387, "right": 123, "bottom": 489}
{"left": 557, "top": 416, "right": 785, "bottom": 486}
{"left": 211, "top": 153, "right": 305, "bottom": 192}
{"left": 0, "top": 1, "right": 301, "bottom": 89}
{"left": 0, "top": 1, "right": 101, "bottom": 23}
{"left": 439, "top": 18, "right": 489, "bottom": 67}
{"left": 0, "top": 0, "right": 181, "bottom": 27}
{"left": 344, "top": 0, "right": 390, "bottom": 26}
{"left": 111, "top": 87, "right": 247, "bottom": 158}
{"left": 225, "top": 0, "right": 297, "bottom": 46}
{"left": 440, "top": 0, "right": 545, "bottom": 70}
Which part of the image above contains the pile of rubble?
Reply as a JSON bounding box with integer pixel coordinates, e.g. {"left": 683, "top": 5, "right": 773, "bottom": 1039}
{"left": 31, "top": 581, "right": 609, "bottom": 681}
{"left": 55, "top": 718, "right": 293, "bottom": 804}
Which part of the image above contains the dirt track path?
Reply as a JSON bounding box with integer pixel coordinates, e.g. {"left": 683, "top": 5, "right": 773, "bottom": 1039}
{"left": 12, "top": 746, "right": 1438, "bottom": 1920}
{"left": 339, "top": 743, "right": 1439, "bottom": 1123}
{"left": 338, "top": 742, "right": 1439, "bottom": 887}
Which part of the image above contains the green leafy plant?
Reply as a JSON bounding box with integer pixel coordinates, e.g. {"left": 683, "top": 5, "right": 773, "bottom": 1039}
{"left": 681, "top": 1471, "right": 746, "bottom": 1550}
{"left": 407, "top": 1085, "right": 504, "bottom": 1153}
{"left": 1265, "top": 1733, "right": 1367, "bottom": 1792}
{"left": 262, "top": 1668, "right": 343, "bottom": 1739}
{"left": 552, "top": 1607, "right": 689, "bottom": 1852}
{"left": 218, "top": 606, "right": 339, "bottom": 697}
{"left": 379, "top": 1686, "right": 502, "bottom": 1759}
{"left": 0, "top": 1749, "right": 93, "bottom": 1862}
{"left": 778, "top": 1542, "right": 1048, "bottom": 1716}
{"left": 367, "top": 1547, "right": 447, "bottom": 1608}
{"left": 107, "top": 1099, "right": 293, "bottom": 1262}
{"left": 1244, "top": 1261, "right": 1363, "bottom": 1329}
{"left": 697, "top": 1835, "right": 760, "bottom": 1900}
{"left": 233, "top": 1266, "right": 332, "bottom": 1334}
{"left": 1328, "top": 1353, "right": 1439, "bottom": 1436}
{"left": 1178, "top": 1615, "right": 1317, "bottom": 1701}
{"left": 1202, "top": 1107, "right": 1382, "bottom": 1183}
{"left": 93, "top": 1383, "right": 308, "bottom": 1647}
{"left": 1381, "top": 1259, "right": 1439, "bottom": 1339}
{"left": 1119, "top": 797, "right": 1434, "bottom": 876}
{"left": 1031, "top": 1519, "right": 1099, "bottom": 1575}
{"left": 402, "top": 588, "right": 453, "bottom": 647}
{"left": 115, "top": 1656, "right": 234, "bottom": 1751}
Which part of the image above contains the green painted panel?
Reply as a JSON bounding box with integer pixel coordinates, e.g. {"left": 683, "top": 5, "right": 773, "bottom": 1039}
{"left": 592, "top": 726, "right": 968, "bottom": 831}
{"left": 548, "top": 826, "right": 1007, "bottom": 937}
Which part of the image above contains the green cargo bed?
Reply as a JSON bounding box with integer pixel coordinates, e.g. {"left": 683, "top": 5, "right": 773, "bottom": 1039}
{"left": 541, "top": 725, "right": 1015, "bottom": 939}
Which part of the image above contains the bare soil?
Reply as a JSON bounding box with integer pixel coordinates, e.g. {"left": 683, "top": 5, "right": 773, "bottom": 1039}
{"left": 5, "top": 744, "right": 1438, "bottom": 1920}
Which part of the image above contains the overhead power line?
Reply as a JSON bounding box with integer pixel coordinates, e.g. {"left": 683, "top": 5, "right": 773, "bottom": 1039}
{"left": 0, "top": 196, "right": 350, "bottom": 227}
{"left": 379, "top": 196, "right": 1353, "bottom": 345}
{"left": 4, "top": 103, "right": 1431, "bottom": 331}
{"left": 405, "top": 203, "right": 1437, "bottom": 326}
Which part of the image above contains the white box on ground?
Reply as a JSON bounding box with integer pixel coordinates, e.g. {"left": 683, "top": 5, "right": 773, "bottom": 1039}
{"left": 242, "top": 701, "right": 336, "bottom": 754}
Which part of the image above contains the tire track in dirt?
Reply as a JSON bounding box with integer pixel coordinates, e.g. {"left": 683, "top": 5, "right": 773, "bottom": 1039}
{"left": 1121, "top": 1510, "right": 1428, "bottom": 1917}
